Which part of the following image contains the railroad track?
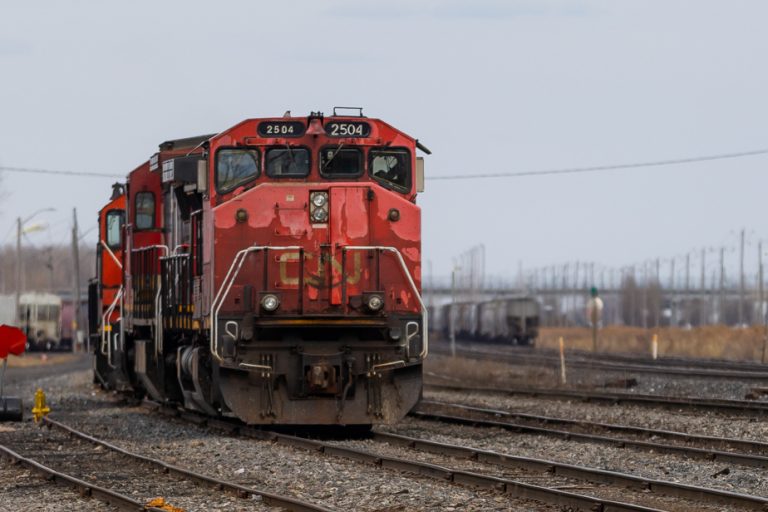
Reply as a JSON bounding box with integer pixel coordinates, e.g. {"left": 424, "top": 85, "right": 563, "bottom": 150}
{"left": 414, "top": 399, "right": 768, "bottom": 468}
{"left": 143, "top": 401, "right": 768, "bottom": 512}
{"left": 434, "top": 344, "right": 768, "bottom": 380}
{"left": 425, "top": 381, "right": 768, "bottom": 415}
{"left": 0, "top": 418, "right": 330, "bottom": 512}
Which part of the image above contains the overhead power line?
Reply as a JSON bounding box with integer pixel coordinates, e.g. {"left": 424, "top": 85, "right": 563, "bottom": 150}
{"left": 0, "top": 166, "right": 122, "bottom": 178}
{"left": 428, "top": 148, "right": 768, "bottom": 181}
{"left": 1, "top": 147, "right": 767, "bottom": 181}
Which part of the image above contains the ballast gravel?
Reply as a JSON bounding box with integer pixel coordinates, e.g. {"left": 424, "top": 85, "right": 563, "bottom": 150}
{"left": 0, "top": 443, "right": 119, "bottom": 512}
{"left": 420, "top": 390, "right": 768, "bottom": 499}
{"left": 5, "top": 359, "right": 558, "bottom": 511}
{"left": 425, "top": 387, "right": 768, "bottom": 444}
{"left": 8, "top": 353, "right": 768, "bottom": 511}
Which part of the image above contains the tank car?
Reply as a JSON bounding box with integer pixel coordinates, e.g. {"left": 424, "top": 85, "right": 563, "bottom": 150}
{"left": 90, "top": 111, "right": 429, "bottom": 426}
{"left": 437, "top": 296, "right": 539, "bottom": 345}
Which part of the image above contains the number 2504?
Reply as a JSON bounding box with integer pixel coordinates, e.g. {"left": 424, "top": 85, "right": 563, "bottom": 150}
{"left": 266, "top": 125, "right": 295, "bottom": 134}
{"left": 330, "top": 123, "right": 365, "bottom": 136}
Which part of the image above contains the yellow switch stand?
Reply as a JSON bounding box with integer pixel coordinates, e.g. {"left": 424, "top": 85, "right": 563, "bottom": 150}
{"left": 32, "top": 389, "right": 50, "bottom": 423}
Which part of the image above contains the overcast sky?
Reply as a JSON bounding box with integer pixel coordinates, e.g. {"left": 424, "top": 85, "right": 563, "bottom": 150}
{"left": 1, "top": 1, "right": 766, "bottom": 280}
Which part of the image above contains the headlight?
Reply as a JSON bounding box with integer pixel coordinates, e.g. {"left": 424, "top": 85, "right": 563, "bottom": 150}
{"left": 312, "top": 193, "right": 327, "bottom": 207}
{"left": 312, "top": 208, "right": 328, "bottom": 222}
{"left": 261, "top": 294, "right": 280, "bottom": 312}
{"left": 309, "top": 191, "right": 329, "bottom": 224}
{"left": 366, "top": 294, "right": 384, "bottom": 312}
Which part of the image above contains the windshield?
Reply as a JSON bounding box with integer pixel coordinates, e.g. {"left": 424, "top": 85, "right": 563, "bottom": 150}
{"left": 320, "top": 147, "right": 362, "bottom": 177}
{"left": 216, "top": 148, "right": 260, "bottom": 191}
{"left": 370, "top": 149, "right": 410, "bottom": 191}
{"left": 266, "top": 147, "right": 310, "bottom": 177}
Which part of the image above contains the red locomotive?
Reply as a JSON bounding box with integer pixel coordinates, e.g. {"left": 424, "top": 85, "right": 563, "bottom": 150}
{"left": 89, "top": 110, "right": 429, "bottom": 425}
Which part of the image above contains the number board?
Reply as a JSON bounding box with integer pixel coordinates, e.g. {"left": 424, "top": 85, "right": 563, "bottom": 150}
{"left": 325, "top": 121, "right": 371, "bottom": 137}
{"left": 257, "top": 121, "right": 305, "bottom": 137}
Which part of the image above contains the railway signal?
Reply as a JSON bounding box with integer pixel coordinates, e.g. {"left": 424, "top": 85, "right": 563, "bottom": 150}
{"left": 586, "top": 287, "right": 603, "bottom": 352}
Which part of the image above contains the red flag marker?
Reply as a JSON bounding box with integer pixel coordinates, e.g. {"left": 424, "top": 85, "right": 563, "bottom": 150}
{"left": 0, "top": 325, "right": 26, "bottom": 359}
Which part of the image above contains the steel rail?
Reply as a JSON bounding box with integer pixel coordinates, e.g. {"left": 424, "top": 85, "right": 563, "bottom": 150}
{"left": 43, "top": 416, "right": 334, "bottom": 512}
{"left": 0, "top": 442, "right": 166, "bottom": 512}
{"left": 425, "top": 382, "right": 768, "bottom": 415}
{"left": 449, "top": 339, "right": 768, "bottom": 372}
{"left": 433, "top": 345, "right": 768, "bottom": 380}
{"left": 370, "top": 430, "right": 768, "bottom": 511}
{"left": 413, "top": 401, "right": 768, "bottom": 469}
{"left": 146, "top": 402, "right": 663, "bottom": 512}
{"left": 422, "top": 399, "right": 768, "bottom": 457}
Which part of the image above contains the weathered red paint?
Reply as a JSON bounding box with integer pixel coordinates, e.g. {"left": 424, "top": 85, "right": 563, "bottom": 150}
{"left": 209, "top": 117, "right": 421, "bottom": 320}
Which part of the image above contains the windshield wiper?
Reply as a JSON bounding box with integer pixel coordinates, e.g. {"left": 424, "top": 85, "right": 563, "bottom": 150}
{"left": 321, "top": 143, "right": 345, "bottom": 172}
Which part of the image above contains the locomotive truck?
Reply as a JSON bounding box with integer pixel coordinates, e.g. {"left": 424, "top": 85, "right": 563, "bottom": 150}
{"left": 90, "top": 110, "right": 429, "bottom": 426}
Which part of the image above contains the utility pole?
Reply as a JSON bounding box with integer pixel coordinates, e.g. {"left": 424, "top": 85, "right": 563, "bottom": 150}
{"left": 14, "top": 217, "right": 21, "bottom": 328}
{"left": 630, "top": 265, "right": 637, "bottom": 326}
{"left": 719, "top": 247, "right": 726, "bottom": 324}
{"left": 669, "top": 257, "right": 675, "bottom": 327}
{"left": 700, "top": 248, "right": 707, "bottom": 325}
{"left": 642, "top": 262, "right": 648, "bottom": 329}
{"left": 72, "top": 208, "right": 82, "bottom": 352}
{"left": 45, "top": 247, "right": 54, "bottom": 291}
{"left": 684, "top": 252, "right": 690, "bottom": 326}
{"left": 739, "top": 229, "right": 745, "bottom": 326}
{"left": 759, "top": 242, "right": 767, "bottom": 363}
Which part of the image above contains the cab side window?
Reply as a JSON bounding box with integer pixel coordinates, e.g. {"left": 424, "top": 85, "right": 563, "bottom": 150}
{"left": 135, "top": 192, "right": 155, "bottom": 230}
{"left": 370, "top": 149, "right": 410, "bottom": 191}
{"left": 106, "top": 210, "right": 125, "bottom": 248}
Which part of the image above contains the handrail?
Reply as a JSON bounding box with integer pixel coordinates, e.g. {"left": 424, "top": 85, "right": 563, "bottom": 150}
{"left": 101, "top": 285, "right": 123, "bottom": 369}
{"left": 210, "top": 246, "right": 302, "bottom": 363}
{"left": 100, "top": 240, "right": 123, "bottom": 269}
{"left": 342, "top": 246, "right": 428, "bottom": 368}
{"left": 132, "top": 244, "right": 170, "bottom": 255}
{"left": 172, "top": 244, "right": 189, "bottom": 256}
{"left": 128, "top": 245, "right": 168, "bottom": 356}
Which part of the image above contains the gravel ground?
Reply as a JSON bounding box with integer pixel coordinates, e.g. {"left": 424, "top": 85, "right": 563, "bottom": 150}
{"left": 6, "top": 356, "right": 557, "bottom": 512}
{"left": 424, "top": 353, "right": 766, "bottom": 401}
{"left": 390, "top": 407, "right": 768, "bottom": 501}
{"left": 1, "top": 421, "right": 280, "bottom": 512}
{"left": 425, "top": 388, "right": 768, "bottom": 443}
{"left": 55, "top": 400, "right": 556, "bottom": 512}
{"left": 7, "top": 353, "right": 768, "bottom": 511}
{"left": 0, "top": 429, "right": 120, "bottom": 512}
{"left": 328, "top": 434, "right": 737, "bottom": 512}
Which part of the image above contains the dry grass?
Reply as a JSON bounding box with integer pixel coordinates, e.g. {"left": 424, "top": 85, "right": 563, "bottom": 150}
{"left": 4, "top": 353, "right": 80, "bottom": 368}
{"left": 425, "top": 353, "right": 552, "bottom": 388}
{"left": 539, "top": 325, "right": 768, "bottom": 362}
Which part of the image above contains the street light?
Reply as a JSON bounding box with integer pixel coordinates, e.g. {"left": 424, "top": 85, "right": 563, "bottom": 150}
{"left": 15, "top": 208, "right": 55, "bottom": 327}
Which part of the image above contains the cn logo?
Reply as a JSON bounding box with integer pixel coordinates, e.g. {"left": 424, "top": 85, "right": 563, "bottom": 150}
{"left": 278, "top": 252, "right": 362, "bottom": 289}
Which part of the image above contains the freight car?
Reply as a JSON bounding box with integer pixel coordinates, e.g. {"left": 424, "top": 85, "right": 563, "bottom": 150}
{"left": 0, "top": 292, "right": 63, "bottom": 350}
{"left": 90, "top": 110, "right": 429, "bottom": 426}
{"left": 437, "top": 296, "right": 539, "bottom": 345}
